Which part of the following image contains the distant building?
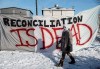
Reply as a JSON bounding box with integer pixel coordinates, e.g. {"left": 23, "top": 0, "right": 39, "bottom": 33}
{"left": 0, "top": 7, "right": 33, "bottom": 18}
{"left": 42, "top": 4, "right": 75, "bottom": 18}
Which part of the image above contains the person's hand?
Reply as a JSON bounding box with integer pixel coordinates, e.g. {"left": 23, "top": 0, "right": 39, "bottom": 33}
{"left": 58, "top": 40, "right": 61, "bottom": 44}
{"left": 58, "top": 41, "right": 60, "bottom": 44}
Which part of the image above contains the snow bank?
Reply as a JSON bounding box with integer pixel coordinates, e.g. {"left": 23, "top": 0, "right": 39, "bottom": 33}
{"left": 0, "top": 51, "right": 57, "bottom": 69}
{"left": 0, "top": 45, "right": 100, "bottom": 69}
{"left": 74, "top": 46, "right": 100, "bottom": 69}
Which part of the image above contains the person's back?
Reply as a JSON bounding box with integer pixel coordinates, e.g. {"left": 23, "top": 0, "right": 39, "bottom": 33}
{"left": 68, "top": 29, "right": 73, "bottom": 45}
{"left": 67, "top": 29, "right": 73, "bottom": 52}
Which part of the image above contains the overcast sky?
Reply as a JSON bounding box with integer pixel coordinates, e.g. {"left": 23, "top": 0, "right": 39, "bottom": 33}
{"left": 0, "top": 0, "right": 99, "bottom": 15}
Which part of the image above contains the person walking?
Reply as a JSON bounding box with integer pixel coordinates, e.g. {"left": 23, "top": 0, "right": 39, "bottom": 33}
{"left": 56, "top": 26, "right": 75, "bottom": 67}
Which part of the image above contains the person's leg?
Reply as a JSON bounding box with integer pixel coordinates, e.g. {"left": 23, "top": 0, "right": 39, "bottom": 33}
{"left": 56, "top": 52, "right": 66, "bottom": 67}
{"left": 66, "top": 52, "right": 75, "bottom": 64}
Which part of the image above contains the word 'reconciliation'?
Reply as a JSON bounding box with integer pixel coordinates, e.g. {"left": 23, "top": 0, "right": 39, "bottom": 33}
{"left": 3, "top": 16, "right": 83, "bottom": 27}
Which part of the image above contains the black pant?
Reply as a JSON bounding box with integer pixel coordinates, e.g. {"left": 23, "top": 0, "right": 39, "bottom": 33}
{"left": 57, "top": 51, "right": 75, "bottom": 66}
{"left": 60, "top": 51, "right": 74, "bottom": 62}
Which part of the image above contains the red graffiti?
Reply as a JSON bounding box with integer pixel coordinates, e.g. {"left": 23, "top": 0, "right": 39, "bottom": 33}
{"left": 71, "top": 23, "right": 92, "bottom": 45}
{"left": 40, "top": 27, "right": 54, "bottom": 49}
{"left": 10, "top": 23, "right": 93, "bottom": 49}
{"left": 52, "top": 28, "right": 63, "bottom": 49}
{"left": 10, "top": 28, "right": 38, "bottom": 47}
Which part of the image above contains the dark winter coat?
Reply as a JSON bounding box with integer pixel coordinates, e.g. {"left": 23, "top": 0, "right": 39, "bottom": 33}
{"left": 59, "top": 30, "right": 73, "bottom": 52}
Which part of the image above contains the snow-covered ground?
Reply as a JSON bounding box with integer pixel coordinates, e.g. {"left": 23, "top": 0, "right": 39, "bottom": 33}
{"left": 0, "top": 36, "right": 100, "bottom": 69}
{"left": 0, "top": 46, "right": 100, "bottom": 69}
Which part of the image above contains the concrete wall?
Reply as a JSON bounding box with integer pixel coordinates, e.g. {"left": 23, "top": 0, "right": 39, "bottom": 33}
{"left": 43, "top": 10, "right": 52, "bottom": 16}
{"left": 42, "top": 10, "right": 74, "bottom": 18}
{"left": 1, "top": 8, "right": 14, "bottom": 14}
{"left": 62, "top": 11, "right": 74, "bottom": 17}
{"left": 0, "top": 8, "right": 33, "bottom": 18}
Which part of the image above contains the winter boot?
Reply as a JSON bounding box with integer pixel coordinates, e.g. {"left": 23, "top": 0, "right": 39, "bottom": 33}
{"left": 69, "top": 56, "right": 75, "bottom": 64}
{"left": 55, "top": 59, "right": 64, "bottom": 67}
